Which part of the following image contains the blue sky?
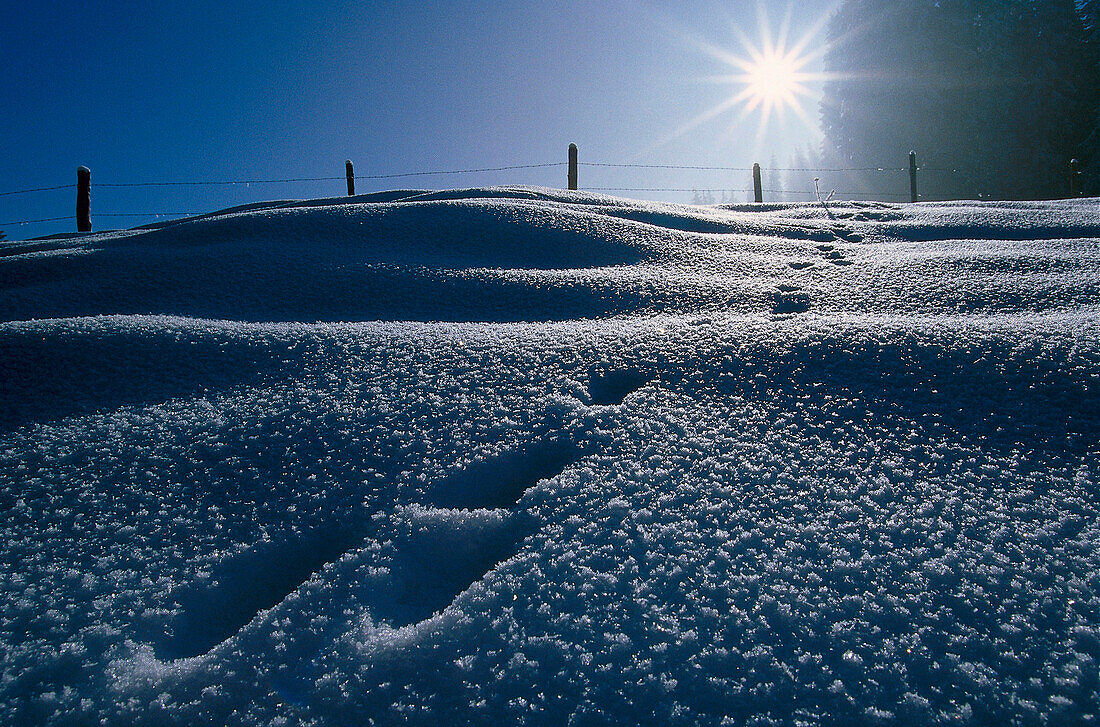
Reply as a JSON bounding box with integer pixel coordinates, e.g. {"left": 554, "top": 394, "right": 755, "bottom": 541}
{"left": 2, "top": 0, "right": 836, "bottom": 239}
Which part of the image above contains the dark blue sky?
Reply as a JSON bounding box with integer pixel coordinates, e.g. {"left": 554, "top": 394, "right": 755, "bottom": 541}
{"left": 2, "top": 1, "right": 835, "bottom": 239}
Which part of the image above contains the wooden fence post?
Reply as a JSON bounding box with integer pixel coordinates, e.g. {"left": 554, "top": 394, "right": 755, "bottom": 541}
{"left": 1070, "top": 158, "right": 1081, "bottom": 197}
{"left": 346, "top": 160, "right": 355, "bottom": 196}
{"left": 909, "top": 151, "right": 918, "bottom": 203}
{"left": 568, "top": 143, "right": 578, "bottom": 190}
{"left": 753, "top": 163, "right": 763, "bottom": 203}
{"left": 77, "top": 166, "right": 91, "bottom": 232}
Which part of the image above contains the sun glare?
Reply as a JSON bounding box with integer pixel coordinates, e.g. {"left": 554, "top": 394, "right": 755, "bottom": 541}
{"left": 723, "top": 20, "right": 824, "bottom": 136}
{"left": 740, "top": 49, "right": 805, "bottom": 110}
{"left": 645, "top": 4, "right": 832, "bottom": 155}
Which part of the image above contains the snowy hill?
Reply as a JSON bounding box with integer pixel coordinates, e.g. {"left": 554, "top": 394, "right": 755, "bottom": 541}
{"left": 1, "top": 187, "right": 1098, "bottom": 725}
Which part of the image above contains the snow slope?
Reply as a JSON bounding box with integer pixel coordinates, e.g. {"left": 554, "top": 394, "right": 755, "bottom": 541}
{"left": 1, "top": 188, "right": 1098, "bottom": 725}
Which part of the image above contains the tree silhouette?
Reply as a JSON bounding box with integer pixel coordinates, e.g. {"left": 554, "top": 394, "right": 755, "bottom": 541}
{"left": 821, "top": 0, "right": 1097, "bottom": 200}
{"left": 1077, "top": 0, "right": 1100, "bottom": 191}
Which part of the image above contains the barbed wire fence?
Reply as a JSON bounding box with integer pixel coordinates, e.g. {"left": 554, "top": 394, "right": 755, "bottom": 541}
{"left": 0, "top": 150, "right": 1022, "bottom": 236}
{"left": 577, "top": 158, "right": 968, "bottom": 202}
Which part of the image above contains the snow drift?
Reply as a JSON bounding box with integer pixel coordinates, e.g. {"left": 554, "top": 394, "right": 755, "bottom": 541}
{"left": 0, "top": 187, "right": 1097, "bottom": 725}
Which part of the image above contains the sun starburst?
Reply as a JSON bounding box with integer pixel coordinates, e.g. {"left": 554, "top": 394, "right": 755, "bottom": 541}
{"left": 642, "top": 3, "right": 832, "bottom": 157}
{"left": 735, "top": 45, "right": 810, "bottom": 114}
{"left": 714, "top": 6, "right": 831, "bottom": 142}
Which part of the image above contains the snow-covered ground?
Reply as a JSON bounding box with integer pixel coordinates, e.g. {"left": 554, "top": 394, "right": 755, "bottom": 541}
{"left": 1, "top": 187, "right": 1098, "bottom": 725}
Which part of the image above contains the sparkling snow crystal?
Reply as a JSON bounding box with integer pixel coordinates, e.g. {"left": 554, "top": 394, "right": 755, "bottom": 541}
{"left": 1, "top": 188, "right": 1098, "bottom": 725}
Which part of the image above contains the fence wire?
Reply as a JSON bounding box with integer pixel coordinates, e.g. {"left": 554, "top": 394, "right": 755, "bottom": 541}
{"left": 1, "top": 159, "right": 953, "bottom": 230}
{"left": 0, "top": 184, "right": 75, "bottom": 197}
{"left": 1, "top": 213, "right": 201, "bottom": 226}
{"left": 582, "top": 162, "right": 912, "bottom": 173}
{"left": 585, "top": 187, "right": 912, "bottom": 199}
{"left": 95, "top": 178, "right": 343, "bottom": 188}
{"left": 97, "top": 212, "right": 202, "bottom": 217}
{"left": 0, "top": 163, "right": 568, "bottom": 198}
{"left": 0, "top": 216, "right": 72, "bottom": 226}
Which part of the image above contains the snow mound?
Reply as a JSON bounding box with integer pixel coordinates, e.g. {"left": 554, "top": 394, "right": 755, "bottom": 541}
{"left": 1, "top": 190, "right": 1098, "bottom": 725}
{"left": 3, "top": 189, "right": 1097, "bottom": 325}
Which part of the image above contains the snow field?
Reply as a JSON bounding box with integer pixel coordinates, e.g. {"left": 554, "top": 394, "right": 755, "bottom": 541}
{"left": 1, "top": 188, "right": 1098, "bottom": 724}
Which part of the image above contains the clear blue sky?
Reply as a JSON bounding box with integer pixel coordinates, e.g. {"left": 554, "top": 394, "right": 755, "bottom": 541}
{"left": 1, "top": 0, "right": 836, "bottom": 239}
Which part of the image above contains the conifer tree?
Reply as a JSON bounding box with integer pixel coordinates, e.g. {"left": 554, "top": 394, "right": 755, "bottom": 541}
{"left": 1074, "top": 0, "right": 1100, "bottom": 192}
{"left": 821, "top": 0, "right": 1097, "bottom": 200}
{"left": 785, "top": 146, "right": 821, "bottom": 201}
{"left": 767, "top": 154, "right": 782, "bottom": 200}
{"left": 1012, "top": 0, "right": 1097, "bottom": 197}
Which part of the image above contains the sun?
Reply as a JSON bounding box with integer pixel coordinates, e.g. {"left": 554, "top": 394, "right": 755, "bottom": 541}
{"left": 721, "top": 17, "right": 825, "bottom": 135}
{"left": 738, "top": 48, "right": 807, "bottom": 112}
{"left": 641, "top": 4, "right": 831, "bottom": 155}
{"left": 629, "top": 4, "right": 833, "bottom": 161}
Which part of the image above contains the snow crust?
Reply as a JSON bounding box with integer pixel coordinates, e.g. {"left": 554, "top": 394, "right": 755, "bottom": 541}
{"left": 1, "top": 187, "right": 1098, "bottom": 725}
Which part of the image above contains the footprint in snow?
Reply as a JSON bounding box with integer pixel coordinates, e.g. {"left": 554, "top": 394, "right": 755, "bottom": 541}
{"left": 148, "top": 434, "right": 593, "bottom": 658}
{"left": 429, "top": 435, "right": 590, "bottom": 510}
{"left": 357, "top": 505, "right": 534, "bottom": 629}
{"left": 340, "top": 435, "right": 592, "bottom": 629}
{"left": 831, "top": 225, "right": 864, "bottom": 243}
{"left": 145, "top": 363, "right": 652, "bottom": 658}
{"left": 772, "top": 287, "right": 811, "bottom": 314}
{"left": 149, "top": 522, "right": 369, "bottom": 660}
{"left": 816, "top": 243, "right": 855, "bottom": 266}
{"left": 587, "top": 367, "right": 652, "bottom": 406}
{"left": 852, "top": 210, "right": 902, "bottom": 222}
